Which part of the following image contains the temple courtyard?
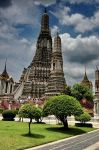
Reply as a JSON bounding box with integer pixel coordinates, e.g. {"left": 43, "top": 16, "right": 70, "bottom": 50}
{"left": 0, "top": 120, "right": 97, "bottom": 150}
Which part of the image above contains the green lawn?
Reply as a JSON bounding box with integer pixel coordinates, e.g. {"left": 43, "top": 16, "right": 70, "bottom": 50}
{"left": 0, "top": 121, "right": 95, "bottom": 150}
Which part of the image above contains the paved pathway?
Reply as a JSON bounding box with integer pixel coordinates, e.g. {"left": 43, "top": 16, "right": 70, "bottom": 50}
{"left": 26, "top": 130, "right": 99, "bottom": 150}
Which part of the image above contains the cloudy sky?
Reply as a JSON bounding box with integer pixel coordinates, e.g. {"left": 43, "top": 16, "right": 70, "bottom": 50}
{"left": 0, "top": 0, "right": 99, "bottom": 87}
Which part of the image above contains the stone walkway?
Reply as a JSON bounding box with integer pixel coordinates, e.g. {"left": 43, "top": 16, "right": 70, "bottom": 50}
{"left": 26, "top": 129, "right": 99, "bottom": 150}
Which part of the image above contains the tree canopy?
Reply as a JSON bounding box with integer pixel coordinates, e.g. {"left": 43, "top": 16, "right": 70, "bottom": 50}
{"left": 43, "top": 95, "right": 83, "bottom": 129}
{"left": 33, "top": 107, "right": 42, "bottom": 123}
{"left": 71, "top": 84, "right": 93, "bottom": 102}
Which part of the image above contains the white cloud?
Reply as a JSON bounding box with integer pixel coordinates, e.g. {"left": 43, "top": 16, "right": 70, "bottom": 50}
{"left": 0, "top": 0, "right": 39, "bottom": 82}
{"left": 63, "top": 62, "right": 94, "bottom": 86}
{"left": 0, "top": 0, "right": 40, "bottom": 26}
{"left": 61, "top": 0, "right": 99, "bottom": 4}
{"left": 60, "top": 33, "right": 99, "bottom": 63}
{"left": 58, "top": 33, "right": 99, "bottom": 86}
{"left": 51, "top": 6, "right": 99, "bottom": 33}
{"left": 34, "top": 0, "right": 56, "bottom": 6}
{"left": 51, "top": 25, "right": 60, "bottom": 36}
{"left": 0, "top": 36, "right": 36, "bottom": 81}
{"left": 0, "top": 23, "right": 19, "bottom": 39}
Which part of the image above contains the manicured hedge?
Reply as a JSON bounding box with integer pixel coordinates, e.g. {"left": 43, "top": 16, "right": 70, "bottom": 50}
{"left": 75, "top": 123, "right": 93, "bottom": 128}
{"left": 2, "top": 110, "right": 16, "bottom": 121}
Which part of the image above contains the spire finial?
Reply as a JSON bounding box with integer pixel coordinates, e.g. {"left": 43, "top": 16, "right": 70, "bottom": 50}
{"left": 96, "top": 65, "right": 98, "bottom": 70}
{"left": 44, "top": 7, "right": 47, "bottom": 13}
{"left": 83, "top": 65, "right": 88, "bottom": 81}
{"left": 1, "top": 58, "right": 9, "bottom": 79}
{"left": 85, "top": 65, "right": 86, "bottom": 74}
{"left": 4, "top": 58, "right": 7, "bottom": 72}
{"left": 56, "top": 28, "right": 60, "bottom": 37}
{"left": 57, "top": 30, "right": 59, "bottom": 37}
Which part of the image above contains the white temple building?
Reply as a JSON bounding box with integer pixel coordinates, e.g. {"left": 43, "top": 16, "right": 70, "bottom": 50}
{"left": 0, "top": 62, "right": 14, "bottom": 101}
{"left": 94, "top": 67, "right": 99, "bottom": 121}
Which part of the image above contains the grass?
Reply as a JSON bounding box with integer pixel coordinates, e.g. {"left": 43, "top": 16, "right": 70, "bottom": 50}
{"left": 0, "top": 121, "right": 96, "bottom": 150}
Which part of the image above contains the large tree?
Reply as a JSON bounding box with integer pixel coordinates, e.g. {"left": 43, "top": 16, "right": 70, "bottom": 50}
{"left": 18, "top": 104, "right": 39, "bottom": 135}
{"left": 43, "top": 95, "right": 83, "bottom": 129}
{"left": 71, "top": 84, "right": 93, "bottom": 102}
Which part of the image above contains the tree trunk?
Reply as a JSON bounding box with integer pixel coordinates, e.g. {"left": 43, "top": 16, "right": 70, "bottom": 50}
{"left": 28, "top": 118, "right": 32, "bottom": 135}
{"left": 62, "top": 119, "right": 68, "bottom": 129}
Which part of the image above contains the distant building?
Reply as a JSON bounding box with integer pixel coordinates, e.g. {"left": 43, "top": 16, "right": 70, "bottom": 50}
{"left": 81, "top": 68, "right": 93, "bottom": 90}
{"left": 0, "top": 62, "right": 14, "bottom": 101}
{"left": 94, "top": 67, "right": 99, "bottom": 121}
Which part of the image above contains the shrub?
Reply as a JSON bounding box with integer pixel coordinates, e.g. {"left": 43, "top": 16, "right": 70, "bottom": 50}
{"left": 2, "top": 110, "right": 16, "bottom": 121}
{"left": 75, "top": 123, "right": 93, "bottom": 127}
{"left": 13, "top": 109, "right": 19, "bottom": 115}
{"left": 0, "top": 108, "right": 4, "bottom": 114}
{"left": 75, "top": 112, "right": 91, "bottom": 124}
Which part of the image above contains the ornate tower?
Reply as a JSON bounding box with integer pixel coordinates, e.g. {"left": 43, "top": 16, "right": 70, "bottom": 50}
{"left": 81, "top": 67, "right": 92, "bottom": 90}
{"left": 94, "top": 67, "right": 99, "bottom": 121}
{"left": 0, "top": 61, "right": 14, "bottom": 101}
{"left": 1, "top": 61, "right": 9, "bottom": 79}
{"left": 19, "top": 9, "right": 52, "bottom": 98}
{"left": 45, "top": 33, "right": 66, "bottom": 96}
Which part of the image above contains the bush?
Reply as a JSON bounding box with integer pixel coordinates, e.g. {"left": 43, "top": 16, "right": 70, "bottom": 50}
{"left": 75, "top": 112, "right": 91, "bottom": 124}
{"left": 13, "top": 109, "right": 19, "bottom": 115}
{"left": 2, "top": 110, "right": 16, "bottom": 121}
{"left": 75, "top": 123, "right": 93, "bottom": 127}
{"left": 0, "top": 108, "right": 4, "bottom": 114}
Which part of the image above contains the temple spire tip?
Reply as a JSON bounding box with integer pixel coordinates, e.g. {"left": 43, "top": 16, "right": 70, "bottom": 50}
{"left": 44, "top": 7, "right": 47, "bottom": 13}
{"left": 96, "top": 65, "right": 98, "bottom": 70}
{"left": 4, "top": 58, "right": 7, "bottom": 71}
{"left": 85, "top": 65, "right": 86, "bottom": 74}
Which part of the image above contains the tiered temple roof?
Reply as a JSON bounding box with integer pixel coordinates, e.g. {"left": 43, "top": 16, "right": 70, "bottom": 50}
{"left": 81, "top": 67, "right": 92, "bottom": 90}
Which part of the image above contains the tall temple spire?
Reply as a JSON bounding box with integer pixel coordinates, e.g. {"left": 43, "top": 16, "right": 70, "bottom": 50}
{"left": 32, "top": 8, "right": 52, "bottom": 63}
{"left": 1, "top": 59, "right": 9, "bottom": 79}
{"left": 19, "top": 9, "right": 52, "bottom": 98}
{"left": 45, "top": 33, "right": 66, "bottom": 96}
{"left": 41, "top": 8, "right": 49, "bottom": 32}
{"left": 53, "top": 31, "right": 61, "bottom": 53}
